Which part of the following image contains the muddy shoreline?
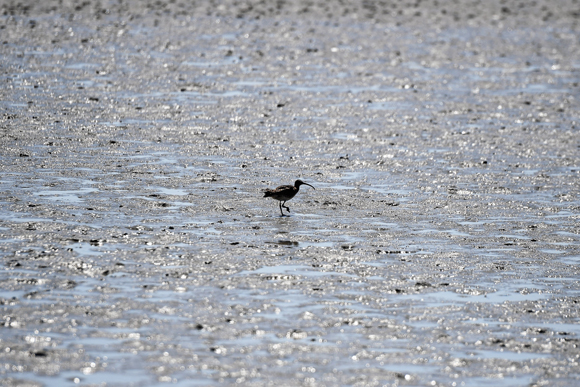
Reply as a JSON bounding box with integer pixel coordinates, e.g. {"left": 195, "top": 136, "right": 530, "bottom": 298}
{"left": 1, "top": 1, "right": 579, "bottom": 386}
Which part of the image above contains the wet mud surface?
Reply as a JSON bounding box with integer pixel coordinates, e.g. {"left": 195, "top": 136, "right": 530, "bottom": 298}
{"left": 1, "top": 0, "right": 580, "bottom": 386}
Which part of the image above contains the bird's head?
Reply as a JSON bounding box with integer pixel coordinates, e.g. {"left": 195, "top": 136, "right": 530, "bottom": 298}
{"left": 295, "top": 180, "right": 315, "bottom": 189}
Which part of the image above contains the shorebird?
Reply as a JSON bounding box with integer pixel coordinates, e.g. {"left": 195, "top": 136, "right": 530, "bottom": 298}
{"left": 263, "top": 180, "right": 315, "bottom": 216}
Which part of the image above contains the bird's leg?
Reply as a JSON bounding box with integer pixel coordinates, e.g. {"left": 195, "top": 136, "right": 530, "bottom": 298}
{"left": 279, "top": 201, "right": 284, "bottom": 216}
{"left": 282, "top": 201, "right": 290, "bottom": 213}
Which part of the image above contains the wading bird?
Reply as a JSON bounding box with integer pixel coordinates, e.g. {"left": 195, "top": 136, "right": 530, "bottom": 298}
{"left": 263, "top": 180, "right": 315, "bottom": 216}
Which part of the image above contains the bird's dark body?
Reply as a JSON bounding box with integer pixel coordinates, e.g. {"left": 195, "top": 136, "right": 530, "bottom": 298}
{"left": 263, "top": 179, "right": 315, "bottom": 216}
{"left": 263, "top": 184, "right": 299, "bottom": 201}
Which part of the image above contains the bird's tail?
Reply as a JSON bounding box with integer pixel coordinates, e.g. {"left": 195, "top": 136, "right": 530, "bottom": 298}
{"left": 263, "top": 190, "right": 273, "bottom": 197}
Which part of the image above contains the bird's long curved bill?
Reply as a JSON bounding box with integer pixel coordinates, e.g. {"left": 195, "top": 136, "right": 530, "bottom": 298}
{"left": 304, "top": 183, "right": 315, "bottom": 190}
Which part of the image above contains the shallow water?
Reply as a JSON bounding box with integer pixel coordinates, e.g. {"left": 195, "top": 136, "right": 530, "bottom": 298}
{"left": 1, "top": 0, "right": 580, "bottom": 386}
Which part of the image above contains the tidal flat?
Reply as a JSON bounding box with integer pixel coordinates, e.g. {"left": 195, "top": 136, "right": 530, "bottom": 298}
{"left": 1, "top": 1, "right": 579, "bottom": 386}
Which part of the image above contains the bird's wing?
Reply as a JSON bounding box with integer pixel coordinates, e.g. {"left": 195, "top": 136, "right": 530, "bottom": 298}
{"left": 274, "top": 185, "right": 294, "bottom": 192}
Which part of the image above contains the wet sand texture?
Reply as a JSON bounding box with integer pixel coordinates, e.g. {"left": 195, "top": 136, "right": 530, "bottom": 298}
{"left": 1, "top": 0, "right": 580, "bottom": 386}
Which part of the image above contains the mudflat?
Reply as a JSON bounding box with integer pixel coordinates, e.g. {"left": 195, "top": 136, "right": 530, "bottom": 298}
{"left": 1, "top": 1, "right": 579, "bottom": 386}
